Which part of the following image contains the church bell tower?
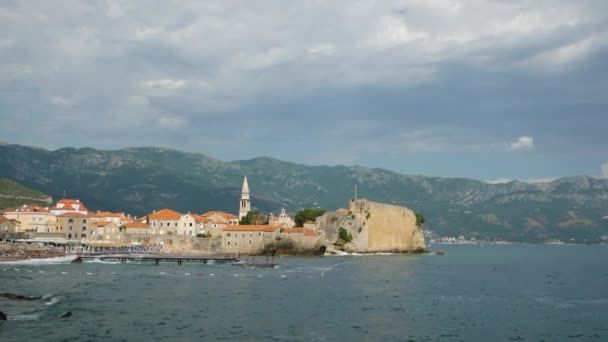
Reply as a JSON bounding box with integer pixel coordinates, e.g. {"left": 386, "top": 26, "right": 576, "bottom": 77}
{"left": 239, "top": 175, "right": 251, "bottom": 221}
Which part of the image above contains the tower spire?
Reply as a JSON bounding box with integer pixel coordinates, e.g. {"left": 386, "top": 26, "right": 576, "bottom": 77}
{"left": 239, "top": 175, "right": 251, "bottom": 222}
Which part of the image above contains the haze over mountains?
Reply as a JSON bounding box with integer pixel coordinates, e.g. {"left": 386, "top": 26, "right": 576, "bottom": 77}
{"left": 1, "top": 142, "right": 607, "bottom": 243}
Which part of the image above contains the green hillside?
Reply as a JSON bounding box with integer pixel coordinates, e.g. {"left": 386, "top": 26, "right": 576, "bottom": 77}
{"left": 0, "top": 177, "right": 53, "bottom": 210}
{"left": 0, "top": 143, "right": 607, "bottom": 243}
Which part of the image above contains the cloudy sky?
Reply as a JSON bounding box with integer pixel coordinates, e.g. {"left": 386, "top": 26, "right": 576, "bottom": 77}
{"left": 1, "top": 1, "right": 607, "bottom": 181}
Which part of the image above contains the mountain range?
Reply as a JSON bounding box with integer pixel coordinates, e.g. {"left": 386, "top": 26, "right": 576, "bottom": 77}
{"left": 0, "top": 142, "right": 607, "bottom": 243}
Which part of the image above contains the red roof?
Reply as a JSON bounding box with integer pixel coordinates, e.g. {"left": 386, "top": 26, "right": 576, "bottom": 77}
{"left": 123, "top": 222, "right": 150, "bottom": 229}
{"left": 303, "top": 229, "right": 319, "bottom": 236}
{"left": 90, "top": 211, "right": 124, "bottom": 218}
{"left": 5, "top": 205, "right": 50, "bottom": 213}
{"left": 148, "top": 209, "right": 182, "bottom": 220}
{"left": 283, "top": 228, "right": 305, "bottom": 234}
{"left": 54, "top": 199, "right": 88, "bottom": 211}
{"left": 95, "top": 221, "right": 113, "bottom": 227}
{"left": 223, "top": 225, "right": 281, "bottom": 232}
{"left": 201, "top": 211, "right": 238, "bottom": 220}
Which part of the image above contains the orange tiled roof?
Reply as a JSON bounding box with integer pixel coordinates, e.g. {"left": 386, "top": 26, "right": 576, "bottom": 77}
{"left": 223, "top": 224, "right": 281, "bottom": 232}
{"left": 201, "top": 211, "right": 238, "bottom": 220}
{"left": 283, "top": 228, "right": 305, "bottom": 234}
{"left": 123, "top": 222, "right": 150, "bottom": 229}
{"left": 55, "top": 199, "right": 88, "bottom": 211}
{"left": 95, "top": 221, "right": 112, "bottom": 227}
{"left": 190, "top": 214, "right": 204, "bottom": 223}
{"left": 58, "top": 212, "right": 88, "bottom": 218}
{"left": 90, "top": 211, "right": 124, "bottom": 218}
{"left": 148, "top": 209, "right": 182, "bottom": 220}
{"left": 303, "top": 221, "right": 315, "bottom": 224}
{"left": 5, "top": 205, "right": 50, "bottom": 213}
{"left": 303, "top": 229, "right": 319, "bottom": 236}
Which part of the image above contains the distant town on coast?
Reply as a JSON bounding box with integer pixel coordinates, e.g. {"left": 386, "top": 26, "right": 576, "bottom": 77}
{"left": 1, "top": 175, "right": 428, "bottom": 258}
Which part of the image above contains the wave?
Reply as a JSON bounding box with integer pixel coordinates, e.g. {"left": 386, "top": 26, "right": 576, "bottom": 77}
{"left": 44, "top": 296, "right": 60, "bottom": 306}
{"left": 0, "top": 255, "right": 78, "bottom": 265}
{"left": 10, "top": 313, "right": 41, "bottom": 321}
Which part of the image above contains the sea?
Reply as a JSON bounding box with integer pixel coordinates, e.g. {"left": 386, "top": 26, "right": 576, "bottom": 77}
{"left": 1, "top": 244, "right": 607, "bottom": 341}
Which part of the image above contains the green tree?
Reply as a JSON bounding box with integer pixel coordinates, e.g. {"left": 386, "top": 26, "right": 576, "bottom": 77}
{"left": 415, "top": 212, "right": 425, "bottom": 227}
{"left": 338, "top": 227, "right": 353, "bottom": 243}
{"left": 294, "top": 208, "right": 326, "bottom": 227}
{"left": 239, "top": 211, "right": 269, "bottom": 225}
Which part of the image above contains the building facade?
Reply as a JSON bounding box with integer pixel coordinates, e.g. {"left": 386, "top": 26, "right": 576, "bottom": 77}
{"left": 57, "top": 212, "right": 90, "bottom": 240}
{"left": 3, "top": 205, "right": 56, "bottom": 233}
{"left": 221, "top": 224, "right": 281, "bottom": 254}
{"left": 147, "top": 209, "right": 182, "bottom": 235}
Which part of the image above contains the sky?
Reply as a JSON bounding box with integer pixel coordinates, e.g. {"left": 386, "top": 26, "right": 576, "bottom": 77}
{"left": 0, "top": 1, "right": 607, "bottom": 182}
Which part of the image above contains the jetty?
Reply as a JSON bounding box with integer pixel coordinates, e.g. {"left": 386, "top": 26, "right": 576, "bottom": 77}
{"left": 72, "top": 255, "right": 238, "bottom": 265}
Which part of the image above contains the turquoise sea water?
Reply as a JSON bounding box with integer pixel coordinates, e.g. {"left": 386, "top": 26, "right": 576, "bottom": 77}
{"left": 1, "top": 244, "right": 607, "bottom": 341}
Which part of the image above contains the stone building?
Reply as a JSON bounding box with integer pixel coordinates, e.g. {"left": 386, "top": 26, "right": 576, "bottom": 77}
{"left": 121, "top": 221, "right": 150, "bottom": 235}
{"left": 178, "top": 213, "right": 204, "bottom": 237}
{"left": 50, "top": 199, "right": 88, "bottom": 216}
{"left": 221, "top": 224, "right": 282, "bottom": 254}
{"left": 3, "top": 205, "right": 56, "bottom": 233}
{"left": 57, "top": 212, "right": 90, "bottom": 240}
{"left": 201, "top": 211, "right": 239, "bottom": 237}
{"left": 90, "top": 221, "right": 121, "bottom": 243}
{"left": 269, "top": 208, "right": 296, "bottom": 228}
{"left": 303, "top": 221, "right": 316, "bottom": 230}
{"left": 238, "top": 176, "right": 251, "bottom": 221}
{"left": 90, "top": 211, "right": 132, "bottom": 226}
{"left": 0, "top": 217, "right": 20, "bottom": 234}
{"left": 147, "top": 208, "right": 182, "bottom": 236}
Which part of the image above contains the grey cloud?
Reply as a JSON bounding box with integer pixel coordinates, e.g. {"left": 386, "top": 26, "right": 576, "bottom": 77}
{"left": 0, "top": 0, "right": 607, "bottom": 178}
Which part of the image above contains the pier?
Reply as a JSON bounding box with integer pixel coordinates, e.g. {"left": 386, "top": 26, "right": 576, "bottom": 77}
{"left": 72, "top": 255, "right": 239, "bottom": 265}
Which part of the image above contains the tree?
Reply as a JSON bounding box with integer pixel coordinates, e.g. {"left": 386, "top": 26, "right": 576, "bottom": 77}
{"left": 294, "top": 208, "right": 326, "bottom": 227}
{"left": 415, "top": 212, "right": 425, "bottom": 227}
{"left": 239, "top": 211, "right": 269, "bottom": 225}
{"left": 338, "top": 227, "right": 353, "bottom": 243}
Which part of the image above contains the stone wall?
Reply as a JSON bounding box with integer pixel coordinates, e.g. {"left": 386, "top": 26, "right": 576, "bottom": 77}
{"left": 317, "top": 199, "right": 426, "bottom": 253}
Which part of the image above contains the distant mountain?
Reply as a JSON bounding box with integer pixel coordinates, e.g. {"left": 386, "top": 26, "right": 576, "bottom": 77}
{"left": 0, "top": 143, "right": 607, "bottom": 243}
{"left": 0, "top": 177, "right": 53, "bottom": 210}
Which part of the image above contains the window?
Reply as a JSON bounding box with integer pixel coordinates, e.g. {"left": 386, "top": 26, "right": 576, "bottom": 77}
{"left": 189, "top": 223, "right": 192, "bottom": 227}
{"left": 175, "top": 222, "right": 178, "bottom": 227}
{"left": 83, "top": 219, "right": 87, "bottom": 224}
{"left": 227, "top": 241, "right": 230, "bottom": 245}
{"left": 68, "top": 234, "right": 71, "bottom": 238}
{"left": 81, "top": 234, "right": 86, "bottom": 238}
{"left": 70, "top": 226, "right": 73, "bottom": 230}
{"left": 160, "top": 222, "right": 163, "bottom": 227}
{"left": 249, "top": 233, "right": 252, "bottom": 237}
{"left": 259, "top": 233, "right": 262, "bottom": 236}
{"left": 249, "top": 240, "right": 252, "bottom": 244}
{"left": 69, "top": 218, "right": 73, "bottom": 223}
{"left": 227, "top": 233, "right": 231, "bottom": 237}
{"left": 83, "top": 226, "right": 86, "bottom": 231}
{"left": 242, "top": 234, "right": 245, "bottom": 237}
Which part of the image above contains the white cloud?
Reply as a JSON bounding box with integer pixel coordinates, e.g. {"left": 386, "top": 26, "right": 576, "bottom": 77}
{"left": 141, "top": 79, "right": 186, "bottom": 90}
{"left": 602, "top": 162, "right": 608, "bottom": 178}
{"left": 506, "top": 136, "right": 535, "bottom": 152}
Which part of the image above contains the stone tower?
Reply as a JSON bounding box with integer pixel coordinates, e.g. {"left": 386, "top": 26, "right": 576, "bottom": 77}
{"left": 238, "top": 175, "right": 251, "bottom": 221}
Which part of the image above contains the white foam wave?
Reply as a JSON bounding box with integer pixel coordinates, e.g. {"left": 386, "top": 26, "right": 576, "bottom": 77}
{"left": 0, "top": 255, "right": 78, "bottom": 265}
{"left": 11, "top": 313, "right": 41, "bottom": 321}
{"left": 83, "top": 259, "right": 121, "bottom": 265}
{"left": 44, "top": 296, "right": 60, "bottom": 306}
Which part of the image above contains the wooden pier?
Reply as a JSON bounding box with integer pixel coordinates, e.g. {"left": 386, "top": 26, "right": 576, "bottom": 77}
{"left": 72, "top": 255, "right": 239, "bottom": 265}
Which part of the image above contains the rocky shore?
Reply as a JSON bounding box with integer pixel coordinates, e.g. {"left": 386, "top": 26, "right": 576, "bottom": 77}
{"left": 0, "top": 241, "right": 64, "bottom": 261}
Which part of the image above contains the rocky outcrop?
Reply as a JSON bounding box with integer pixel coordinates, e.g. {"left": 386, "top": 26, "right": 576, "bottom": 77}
{"left": 317, "top": 199, "right": 426, "bottom": 253}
